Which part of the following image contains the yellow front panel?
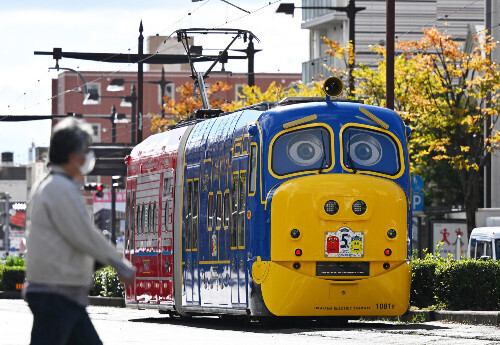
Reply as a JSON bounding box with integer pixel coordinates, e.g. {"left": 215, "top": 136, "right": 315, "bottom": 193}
{"left": 258, "top": 260, "right": 411, "bottom": 316}
{"left": 260, "top": 173, "right": 410, "bottom": 316}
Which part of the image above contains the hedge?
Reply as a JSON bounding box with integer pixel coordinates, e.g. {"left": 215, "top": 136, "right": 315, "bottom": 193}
{"left": 2, "top": 255, "right": 500, "bottom": 310}
{"left": 0, "top": 266, "right": 25, "bottom": 291}
{"left": 411, "top": 254, "right": 500, "bottom": 310}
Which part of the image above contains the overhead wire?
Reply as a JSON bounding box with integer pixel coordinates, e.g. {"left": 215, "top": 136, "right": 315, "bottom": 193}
{"left": 1, "top": 0, "right": 213, "bottom": 119}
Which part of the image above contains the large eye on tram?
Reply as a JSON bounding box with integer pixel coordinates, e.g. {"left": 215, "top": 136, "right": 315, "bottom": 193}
{"left": 287, "top": 133, "right": 323, "bottom": 166}
{"left": 272, "top": 127, "right": 331, "bottom": 176}
{"left": 343, "top": 127, "right": 400, "bottom": 176}
{"left": 349, "top": 133, "right": 382, "bottom": 166}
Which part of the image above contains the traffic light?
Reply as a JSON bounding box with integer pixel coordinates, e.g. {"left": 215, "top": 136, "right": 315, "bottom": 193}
{"left": 83, "top": 183, "right": 105, "bottom": 198}
{"left": 111, "top": 176, "right": 125, "bottom": 189}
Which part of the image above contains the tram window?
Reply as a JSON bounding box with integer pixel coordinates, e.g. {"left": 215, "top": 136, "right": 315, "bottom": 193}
{"left": 192, "top": 180, "right": 199, "bottom": 249}
{"left": 144, "top": 204, "right": 153, "bottom": 233}
{"left": 143, "top": 205, "right": 148, "bottom": 234}
{"left": 243, "top": 136, "right": 249, "bottom": 153}
{"left": 249, "top": 144, "right": 257, "bottom": 195}
{"left": 164, "top": 200, "right": 170, "bottom": 231}
{"left": 141, "top": 205, "right": 145, "bottom": 234}
{"left": 186, "top": 181, "right": 193, "bottom": 250}
{"left": 216, "top": 192, "right": 222, "bottom": 230}
{"left": 208, "top": 193, "right": 214, "bottom": 231}
{"left": 343, "top": 126, "right": 400, "bottom": 176}
{"left": 223, "top": 191, "right": 230, "bottom": 229}
{"left": 238, "top": 172, "right": 247, "bottom": 247}
{"left": 272, "top": 127, "right": 331, "bottom": 176}
{"left": 136, "top": 203, "right": 140, "bottom": 234}
{"left": 163, "top": 177, "right": 171, "bottom": 197}
{"left": 152, "top": 203, "right": 157, "bottom": 234}
{"left": 231, "top": 172, "right": 239, "bottom": 248}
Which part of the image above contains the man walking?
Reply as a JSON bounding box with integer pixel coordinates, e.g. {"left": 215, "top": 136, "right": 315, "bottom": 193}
{"left": 24, "top": 117, "right": 135, "bottom": 345}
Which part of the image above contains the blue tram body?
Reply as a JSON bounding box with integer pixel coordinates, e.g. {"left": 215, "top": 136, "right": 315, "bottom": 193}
{"left": 126, "top": 86, "right": 412, "bottom": 317}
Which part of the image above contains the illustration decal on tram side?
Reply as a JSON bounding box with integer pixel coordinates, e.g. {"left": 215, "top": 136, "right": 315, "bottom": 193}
{"left": 211, "top": 231, "right": 217, "bottom": 257}
{"left": 325, "top": 227, "right": 364, "bottom": 258}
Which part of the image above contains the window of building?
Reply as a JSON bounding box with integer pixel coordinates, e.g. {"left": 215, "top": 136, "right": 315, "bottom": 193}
{"left": 87, "top": 82, "right": 101, "bottom": 104}
{"left": 235, "top": 84, "right": 244, "bottom": 101}
{"left": 158, "top": 83, "right": 175, "bottom": 104}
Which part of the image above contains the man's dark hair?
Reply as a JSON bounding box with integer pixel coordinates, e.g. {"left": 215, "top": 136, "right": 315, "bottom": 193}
{"left": 49, "top": 118, "right": 93, "bottom": 164}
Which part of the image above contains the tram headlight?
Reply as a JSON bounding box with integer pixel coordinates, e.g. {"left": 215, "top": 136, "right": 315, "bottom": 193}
{"left": 352, "top": 200, "right": 367, "bottom": 215}
{"left": 324, "top": 200, "right": 339, "bottom": 215}
{"left": 290, "top": 229, "right": 301, "bottom": 239}
{"left": 387, "top": 229, "right": 397, "bottom": 239}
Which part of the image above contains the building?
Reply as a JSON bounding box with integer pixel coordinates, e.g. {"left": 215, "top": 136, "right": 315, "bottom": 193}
{"left": 50, "top": 40, "right": 301, "bottom": 237}
{"left": 301, "top": 0, "right": 485, "bottom": 82}
{"left": 51, "top": 70, "right": 301, "bottom": 145}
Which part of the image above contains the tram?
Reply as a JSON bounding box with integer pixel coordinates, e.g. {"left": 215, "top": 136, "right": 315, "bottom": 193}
{"left": 123, "top": 77, "right": 412, "bottom": 318}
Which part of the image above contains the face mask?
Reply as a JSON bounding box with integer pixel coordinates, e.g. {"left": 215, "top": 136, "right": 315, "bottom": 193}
{"left": 79, "top": 150, "right": 96, "bottom": 175}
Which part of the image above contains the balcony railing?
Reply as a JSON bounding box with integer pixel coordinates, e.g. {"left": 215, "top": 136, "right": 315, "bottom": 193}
{"left": 302, "top": 54, "right": 339, "bottom": 83}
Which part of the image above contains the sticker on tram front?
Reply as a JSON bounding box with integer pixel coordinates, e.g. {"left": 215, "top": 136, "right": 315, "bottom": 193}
{"left": 325, "top": 227, "right": 364, "bottom": 258}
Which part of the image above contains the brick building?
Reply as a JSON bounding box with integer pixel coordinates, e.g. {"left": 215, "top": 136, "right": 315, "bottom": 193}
{"left": 51, "top": 70, "right": 301, "bottom": 145}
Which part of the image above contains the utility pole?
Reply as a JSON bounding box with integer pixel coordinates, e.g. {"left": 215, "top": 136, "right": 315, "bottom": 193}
{"left": 137, "top": 21, "right": 144, "bottom": 144}
{"left": 386, "top": 0, "right": 395, "bottom": 110}
{"left": 111, "top": 105, "right": 116, "bottom": 143}
{"left": 247, "top": 36, "right": 256, "bottom": 87}
{"left": 1, "top": 193, "right": 10, "bottom": 252}
{"left": 485, "top": 0, "right": 492, "bottom": 208}
{"left": 276, "top": 1, "right": 365, "bottom": 95}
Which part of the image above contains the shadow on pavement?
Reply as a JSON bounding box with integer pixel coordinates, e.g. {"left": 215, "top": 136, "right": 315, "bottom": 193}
{"left": 128, "top": 315, "right": 450, "bottom": 333}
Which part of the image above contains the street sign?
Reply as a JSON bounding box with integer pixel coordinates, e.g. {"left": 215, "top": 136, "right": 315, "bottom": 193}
{"left": 412, "top": 192, "right": 424, "bottom": 212}
{"left": 411, "top": 175, "right": 424, "bottom": 193}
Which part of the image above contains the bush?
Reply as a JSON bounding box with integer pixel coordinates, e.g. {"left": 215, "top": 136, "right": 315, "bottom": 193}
{"left": 1, "top": 266, "right": 25, "bottom": 291}
{"left": 410, "top": 257, "right": 438, "bottom": 308}
{"left": 5, "top": 256, "right": 25, "bottom": 267}
{"left": 90, "top": 266, "right": 124, "bottom": 298}
{"left": 410, "top": 252, "right": 500, "bottom": 311}
{"left": 434, "top": 259, "right": 500, "bottom": 310}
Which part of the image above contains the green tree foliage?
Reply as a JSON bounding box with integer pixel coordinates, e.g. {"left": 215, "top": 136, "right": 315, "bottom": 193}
{"left": 325, "top": 28, "right": 500, "bottom": 233}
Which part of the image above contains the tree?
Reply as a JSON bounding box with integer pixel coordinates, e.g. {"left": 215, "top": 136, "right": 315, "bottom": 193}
{"left": 325, "top": 28, "right": 500, "bottom": 233}
{"left": 150, "top": 80, "right": 233, "bottom": 133}
{"left": 151, "top": 80, "right": 327, "bottom": 132}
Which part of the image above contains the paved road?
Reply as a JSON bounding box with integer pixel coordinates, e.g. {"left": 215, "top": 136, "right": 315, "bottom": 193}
{"left": 1, "top": 300, "right": 499, "bottom": 345}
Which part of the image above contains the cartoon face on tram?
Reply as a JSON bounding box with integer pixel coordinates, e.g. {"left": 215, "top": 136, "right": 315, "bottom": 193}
{"left": 124, "top": 78, "right": 412, "bottom": 318}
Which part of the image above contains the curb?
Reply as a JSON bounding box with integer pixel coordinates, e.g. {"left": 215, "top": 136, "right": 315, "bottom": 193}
{"left": 0, "top": 291, "right": 21, "bottom": 299}
{"left": 434, "top": 310, "right": 500, "bottom": 326}
{"left": 88, "top": 296, "right": 125, "bottom": 308}
{"left": 0, "top": 292, "right": 498, "bottom": 325}
{"left": 363, "top": 310, "right": 500, "bottom": 326}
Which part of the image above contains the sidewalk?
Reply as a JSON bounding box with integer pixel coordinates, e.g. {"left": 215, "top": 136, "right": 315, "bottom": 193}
{"left": 1, "top": 291, "right": 498, "bottom": 326}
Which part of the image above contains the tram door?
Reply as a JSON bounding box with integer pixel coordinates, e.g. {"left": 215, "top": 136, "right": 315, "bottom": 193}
{"left": 183, "top": 165, "right": 200, "bottom": 305}
{"left": 125, "top": 178, "right": 137, "bottom": 302}
{"left": 160, "top": 170, "right": 174, "bottom": 303}
{"left": 230, "top": 157, "right": 248, "bottom": 306}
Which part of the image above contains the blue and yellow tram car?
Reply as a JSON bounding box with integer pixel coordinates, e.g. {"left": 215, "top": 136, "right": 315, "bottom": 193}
{"left": 124, "top": 77, "right": 412, "bottom": 317}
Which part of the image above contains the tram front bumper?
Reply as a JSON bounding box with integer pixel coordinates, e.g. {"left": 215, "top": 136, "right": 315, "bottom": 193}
{"left": 251, "top": 260, "right": 411, "bottom": 317}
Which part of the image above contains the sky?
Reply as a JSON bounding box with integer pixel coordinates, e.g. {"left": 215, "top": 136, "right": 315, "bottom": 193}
{"left": 0, "top": 0, "right": 308, "bottom": 164}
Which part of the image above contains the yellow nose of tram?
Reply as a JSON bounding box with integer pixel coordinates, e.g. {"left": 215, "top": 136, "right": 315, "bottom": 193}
{"left": 253, "top": 174, "right": 411, "bottom": 316}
